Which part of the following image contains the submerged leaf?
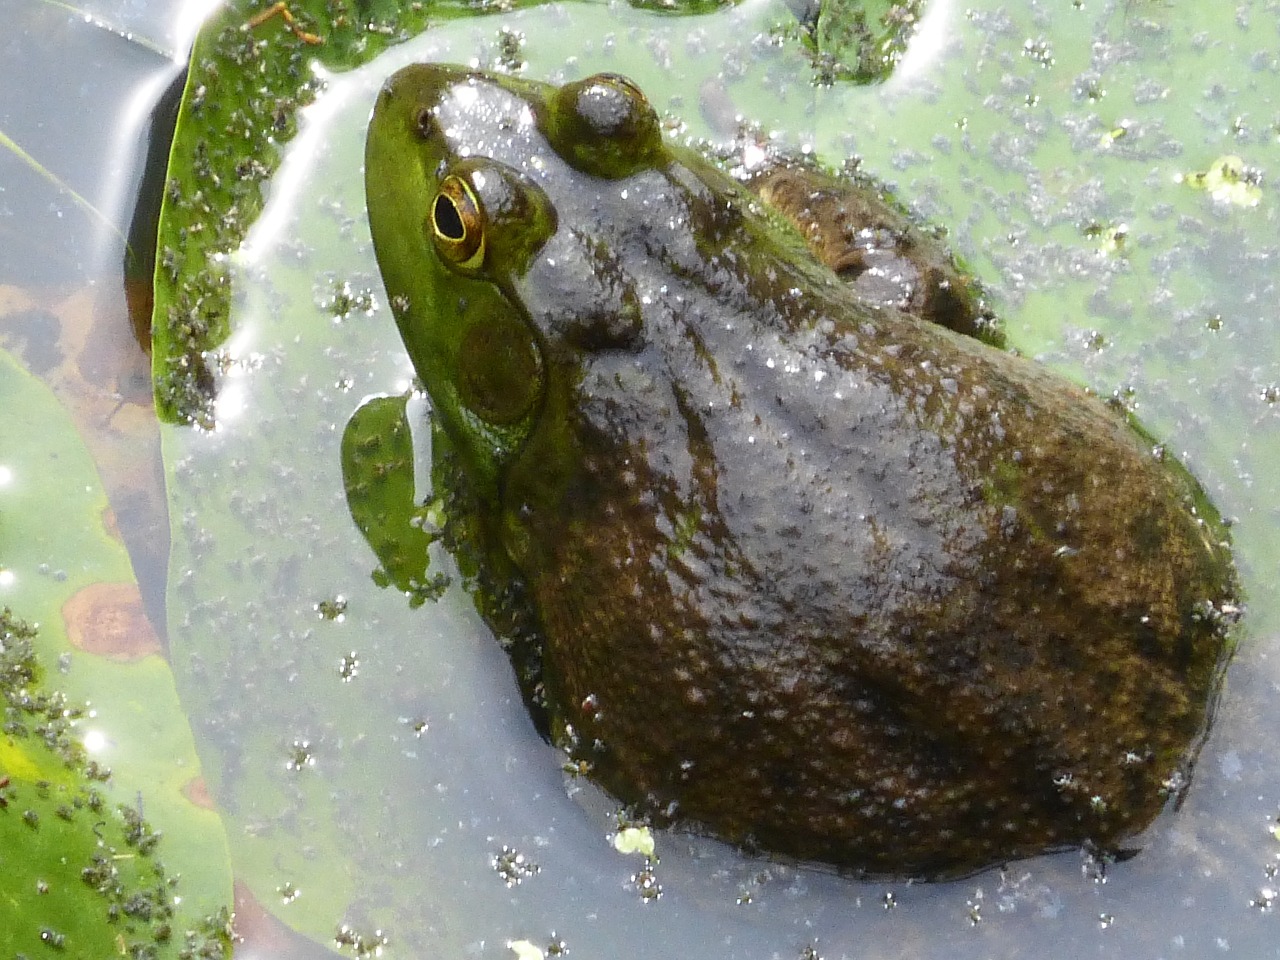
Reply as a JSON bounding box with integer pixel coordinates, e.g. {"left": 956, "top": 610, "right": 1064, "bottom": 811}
{"left": 0, "top": 348, "right": 233, "bottom": 958}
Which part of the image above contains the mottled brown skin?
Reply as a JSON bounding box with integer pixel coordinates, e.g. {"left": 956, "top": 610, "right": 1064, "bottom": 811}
{"left": 365, "top": 66, "right": 1237, "bottom": 879}
{"left": 748, "top": 163, "right": 999, "bottom": 345}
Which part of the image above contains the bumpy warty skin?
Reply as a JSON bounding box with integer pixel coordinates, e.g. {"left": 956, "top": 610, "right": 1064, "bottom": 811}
{"left": 366, "top": 65, "right": 1236, "bottom": 878}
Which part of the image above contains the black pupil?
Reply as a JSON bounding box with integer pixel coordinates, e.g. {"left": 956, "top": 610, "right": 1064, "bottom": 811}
{"left": 434, "top": 194, "right": 465, "bottom": 240}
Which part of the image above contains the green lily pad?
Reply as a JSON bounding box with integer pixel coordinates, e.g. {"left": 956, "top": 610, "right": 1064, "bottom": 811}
{"left": 807, "top": 0, "right": 925, "bottom": 84}
{"left": 0, "top": 347, "right": 233, "bottom": 959}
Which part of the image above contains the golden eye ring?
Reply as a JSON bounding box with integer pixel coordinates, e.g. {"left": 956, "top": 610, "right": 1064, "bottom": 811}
{"left": 430, "top": 175, "right": 485, "bottom": 269}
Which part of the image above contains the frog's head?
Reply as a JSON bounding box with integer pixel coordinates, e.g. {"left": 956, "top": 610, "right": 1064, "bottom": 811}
{"left": 365, "top": 65, "right": 674, "bottom": 511}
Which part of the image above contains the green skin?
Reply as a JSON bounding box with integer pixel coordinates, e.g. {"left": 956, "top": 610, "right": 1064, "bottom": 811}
{"left": 364, "top": 65, "right": 1236, "bottom": 879}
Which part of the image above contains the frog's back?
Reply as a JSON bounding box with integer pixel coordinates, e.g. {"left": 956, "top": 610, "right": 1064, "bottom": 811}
{"left": 507, "top": 201, "right": 1232, "bottom": 877}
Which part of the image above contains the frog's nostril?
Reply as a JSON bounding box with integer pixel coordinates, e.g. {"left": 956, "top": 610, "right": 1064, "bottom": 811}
{"left": 414, "top": 106, "right": 436, "bottom": 139}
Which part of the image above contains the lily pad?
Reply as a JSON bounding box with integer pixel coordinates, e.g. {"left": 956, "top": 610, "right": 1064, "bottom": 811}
{"left": 799, "top": 0, "right": 926, "bottom": 84}
{"left": 0, "top": 347, "right": 233, "bottom": 959}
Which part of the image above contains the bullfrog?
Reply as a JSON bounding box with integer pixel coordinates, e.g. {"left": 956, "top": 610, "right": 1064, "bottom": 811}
{"left": 363, "top": 65, "right": 1237, "bottom": 879}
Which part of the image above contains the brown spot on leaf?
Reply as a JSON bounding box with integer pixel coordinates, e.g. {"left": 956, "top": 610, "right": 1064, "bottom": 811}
{"left": 181, "top": 776, "right": 215, "bottom": 810}
{"left": 233, "top": 880, "right": 320, "bottom": 959}
{"left": 101, "top": 505, "right": 122, "bottom": 543}
{"left": 62, "top": 582, "right": 161, "bottom": 661}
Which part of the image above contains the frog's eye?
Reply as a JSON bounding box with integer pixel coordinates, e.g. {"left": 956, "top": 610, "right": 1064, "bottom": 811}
{"left": 584, "top": 72, "right": 648, "bottom": 109}
{"left": 431, "top": 160, "right": 557, "bottom": 279}
{"left": 430, "top": 175, "right": 486, "bottom": 269}
{"left": 544, "top": 72, "right": 664, "bottom": 179}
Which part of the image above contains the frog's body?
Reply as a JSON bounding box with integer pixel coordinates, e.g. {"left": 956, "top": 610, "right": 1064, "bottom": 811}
{"left": 364, "top": 65, "right": 1235, "bottom": 878}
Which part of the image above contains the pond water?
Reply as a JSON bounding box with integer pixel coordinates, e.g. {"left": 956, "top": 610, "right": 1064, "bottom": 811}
{"left": 4, "top": 0, "right": 1278, "bottom": 958}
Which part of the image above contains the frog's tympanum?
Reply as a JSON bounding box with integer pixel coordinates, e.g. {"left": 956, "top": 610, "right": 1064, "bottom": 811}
{"left": 364, "top": 65, "right": 1237, "bottom": 879}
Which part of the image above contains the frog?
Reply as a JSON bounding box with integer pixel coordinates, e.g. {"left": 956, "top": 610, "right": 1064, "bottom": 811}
{"left": 363, "top": 65, "right": 1237, "bottom": 879}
